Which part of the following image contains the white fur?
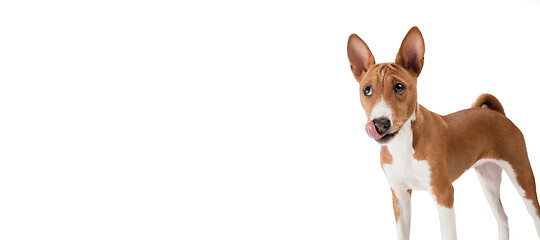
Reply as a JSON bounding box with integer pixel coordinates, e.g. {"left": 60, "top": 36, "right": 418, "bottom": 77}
{"left": 396, "top": 219, "right": 408, "bottom": 240}
{"left": 369, "top": 98, "right": 393, "bottom": 121}
{"left": 395, "top": 190, "right": 412, "bottom": 240}
{"left": 383, "top": 112, "right": 459, "bottom": 239}
{"left": 383, "top": 112, "right": 431, "bottom": 192}
{"left": 437, "top": 205, "right": 457, "bottom": 240}
{"left": 382, "top": 112, "right": 440, "bottom": 239}
{"left": 474, "top": 159, "right": 540, "bottom": 237}
{"left": 474, "top": 160, "right": 509, "bottom": 240}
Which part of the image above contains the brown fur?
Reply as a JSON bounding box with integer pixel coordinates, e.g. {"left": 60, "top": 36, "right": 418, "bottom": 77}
{"left": 472, "top": 93, "right": 505, "bottom": 115}
{"left": 380, "top": 146, "right": 393, "bottom": 166}
{"left": 391, "top": 189, "right": 399, "bottom": 222}
{"left": 348, "top": 27, "right": 540, "bottom": 218}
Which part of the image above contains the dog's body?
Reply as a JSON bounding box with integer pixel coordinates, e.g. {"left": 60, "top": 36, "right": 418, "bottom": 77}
{"left": 347, "top": 27, "right": 540, "bottom": 240}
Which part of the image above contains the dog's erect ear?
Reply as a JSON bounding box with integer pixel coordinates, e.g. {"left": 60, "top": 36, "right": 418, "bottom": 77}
{"left": 396, "top": 27, "right": 425, "bottom": 76}
{"left": 347, "top": 34, "right": 375, "bottom": 81}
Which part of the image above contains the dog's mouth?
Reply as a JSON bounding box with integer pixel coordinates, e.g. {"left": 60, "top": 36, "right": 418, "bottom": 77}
{"left": 374, "top": 131, "right": 397, "bottom": 144}
{"left": 365, "top": 121, "right": 399, "bottom": 144}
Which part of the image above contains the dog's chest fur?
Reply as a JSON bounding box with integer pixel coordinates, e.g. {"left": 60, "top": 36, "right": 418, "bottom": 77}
{"left": 381, "top": 113, "right": 433, "bottom": 192}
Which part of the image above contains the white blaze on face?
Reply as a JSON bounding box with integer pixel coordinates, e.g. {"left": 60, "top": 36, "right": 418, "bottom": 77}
{"left": 370, "top": 98, "right": 393, "bottom": 121}
{"left": 368, "top": 67, "right": 393, "bottom": 122}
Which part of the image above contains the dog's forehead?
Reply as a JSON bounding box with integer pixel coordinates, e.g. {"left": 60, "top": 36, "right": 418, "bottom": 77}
{"left": 360, "top": 64, "right": 385, "bottom": 84}
{"left": 361, "top": 63, "right": 416, "bottom": 87}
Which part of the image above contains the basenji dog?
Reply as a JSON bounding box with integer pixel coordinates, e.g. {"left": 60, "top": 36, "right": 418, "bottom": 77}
{"left": 347, "top": 26, "right": 540, "bottom": 240}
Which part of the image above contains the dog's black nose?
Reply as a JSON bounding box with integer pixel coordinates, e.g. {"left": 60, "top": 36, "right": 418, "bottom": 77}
{"left": 372, "top": 118, "right": 391, "bottom": 134}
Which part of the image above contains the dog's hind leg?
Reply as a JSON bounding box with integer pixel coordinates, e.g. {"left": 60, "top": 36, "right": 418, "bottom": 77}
{"left": 498, "top": 158, "right": 540, "bottom": 238}
{"left": 475, "top": 161, "right": 509, "bottom": 240}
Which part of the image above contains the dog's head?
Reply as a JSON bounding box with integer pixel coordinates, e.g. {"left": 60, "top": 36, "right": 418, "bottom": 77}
{"left": 347, "top": 27, "right": 425, "bottom": 144}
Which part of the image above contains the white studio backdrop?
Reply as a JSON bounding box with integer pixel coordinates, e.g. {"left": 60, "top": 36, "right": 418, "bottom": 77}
{"left": 1, "top": 0, "right": 540, "bottom": 239}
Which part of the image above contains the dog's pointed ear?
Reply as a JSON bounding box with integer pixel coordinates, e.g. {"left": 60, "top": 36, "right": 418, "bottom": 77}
{"left": 347, "top": 34, "right": 375, "bottom": 81}
{"left": 396, "top": 27, "right": 425, "bottom": 76}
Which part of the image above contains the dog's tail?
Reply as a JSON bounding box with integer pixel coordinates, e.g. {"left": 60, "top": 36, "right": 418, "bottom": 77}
{"left": 471, "top": 93, "right": 505, "bottom": 116}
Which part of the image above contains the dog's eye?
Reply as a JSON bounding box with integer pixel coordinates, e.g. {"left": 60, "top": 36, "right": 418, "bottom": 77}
{"left": 363, "top": 85, "right": 372, "bottom": 96}
{"left": 394, "top": 83, "right": 405, "bottom": 94}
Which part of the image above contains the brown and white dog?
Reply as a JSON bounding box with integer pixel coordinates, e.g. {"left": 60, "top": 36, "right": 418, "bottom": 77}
{"left": 347, "top": 26, "right": 540, "bottom": 240}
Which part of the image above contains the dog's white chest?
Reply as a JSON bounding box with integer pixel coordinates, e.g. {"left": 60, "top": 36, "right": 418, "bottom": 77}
{"left": 383, "top": 153, "right": 432, "bottom": 191}
{"left": 381, "top": 113, "right": 432, "bottom": 192}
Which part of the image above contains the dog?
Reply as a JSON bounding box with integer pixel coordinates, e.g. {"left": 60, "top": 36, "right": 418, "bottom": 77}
{"left": 347, "top": 26, "right": 540, "bottom": 240}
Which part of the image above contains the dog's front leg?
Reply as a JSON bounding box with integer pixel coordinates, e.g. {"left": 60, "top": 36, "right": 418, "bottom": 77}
{"left": 392, "top": 188, "right": 412, "bottom": 240}
{"left": 431, "top": 184, "right": 457, "bottom": 240}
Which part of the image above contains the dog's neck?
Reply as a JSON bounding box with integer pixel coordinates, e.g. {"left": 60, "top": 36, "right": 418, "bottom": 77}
{"left": 385, "top": 105, "right": 419, "bottom": 149}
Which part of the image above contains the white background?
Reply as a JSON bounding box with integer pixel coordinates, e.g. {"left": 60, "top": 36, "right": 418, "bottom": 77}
{"left": 1, "top": 0, "right": 540, "bottom": 239}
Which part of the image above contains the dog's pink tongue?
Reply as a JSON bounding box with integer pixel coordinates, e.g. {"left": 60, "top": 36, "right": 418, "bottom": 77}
{"left": 365, "top": 121, "right": 385, "bottom": 139}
